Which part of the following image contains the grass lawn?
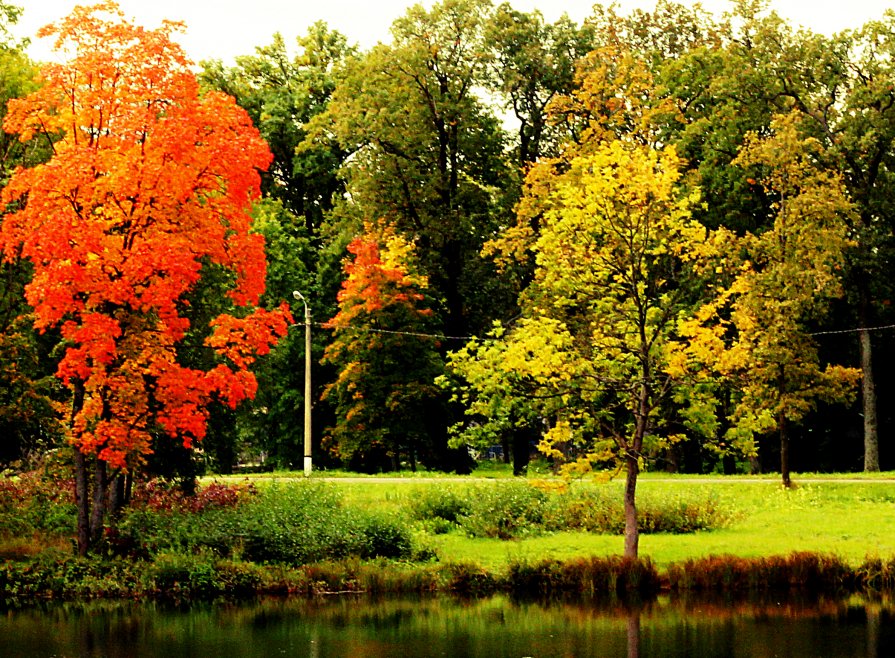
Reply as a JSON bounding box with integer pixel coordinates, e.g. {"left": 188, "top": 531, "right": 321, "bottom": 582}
{"left": 213, "top": 471, "right": 895, "bottom": 572}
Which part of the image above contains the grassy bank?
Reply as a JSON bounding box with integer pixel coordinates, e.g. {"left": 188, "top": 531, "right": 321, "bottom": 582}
{"left": 4, "top": 471, "right": 895, "bottom": 604}
{"left": 287, "top": 475, "right": 895, "bottom": 570}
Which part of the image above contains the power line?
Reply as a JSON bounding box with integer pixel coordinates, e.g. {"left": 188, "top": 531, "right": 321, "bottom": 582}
{"left": 306, "top": 320, "right": 895, "bottom": 341}
{"left": 310, "top": 321, "right": 481, "bottom": 342}
{"left": 810, "top": 323, "right": 895, "bottom": 337}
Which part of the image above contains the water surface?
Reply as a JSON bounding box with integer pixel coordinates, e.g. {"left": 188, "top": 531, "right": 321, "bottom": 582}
{"left": 2, "top": 594, "right": 893, "bottom": 657}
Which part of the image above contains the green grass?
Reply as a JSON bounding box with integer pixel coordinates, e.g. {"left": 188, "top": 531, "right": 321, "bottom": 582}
{"left": 206, "top": 472, "right": 895, "bottom": 572}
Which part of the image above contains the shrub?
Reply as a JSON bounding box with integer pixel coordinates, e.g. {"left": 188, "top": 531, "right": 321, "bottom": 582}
{"left": 507, "top": 556, "right": 660, "bottom": 597}
{"left": 442, "top": 562, "right": 498, "bottom": 596}
{"left": 458, "top": 481, "right": 547, "bottom": 539}
{"left": 409, "top": 487, "right": 471, "bottom": 525}
{"left": 856, "top": 556, "right": 895, "bottom": 591}
{"left": 131, "top": 478, "right": 257, "bottom": 513}
{"left": 666, "top": 552, "right": 853, "bottom": 592}
{"left": 357, "top": 514, "right": 413, "bottom": 559}
{"left": 543, "top": 485, "right": 738, "bottom": 535}
{"left": 0, "top": 471, "right": 76, "bottom": 537}
{"left": 114, "top": 480, "right": 417, "bottom": 566}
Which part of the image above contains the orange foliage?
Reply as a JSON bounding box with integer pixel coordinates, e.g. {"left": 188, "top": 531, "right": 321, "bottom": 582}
{"left": 324, "top": 228, "right": 428, "bottom": 332}
{"left": 0, "top": 3, "right": 290, "bottom": 470}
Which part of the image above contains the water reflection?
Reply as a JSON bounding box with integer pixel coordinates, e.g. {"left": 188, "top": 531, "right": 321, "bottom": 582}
{"left": 2, "top": 594, "right": 894, "bottom": 657}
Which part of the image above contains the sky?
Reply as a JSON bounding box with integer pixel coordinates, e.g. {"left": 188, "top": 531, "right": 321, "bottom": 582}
{"left": 9, "top": 0, "right": 895, "bottom": 65}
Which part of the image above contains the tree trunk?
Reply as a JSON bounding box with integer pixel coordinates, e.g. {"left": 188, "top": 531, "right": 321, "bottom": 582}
{"left": 779, "top": 411, "right": 792, "bottom": 488}
{"left": 860, "top": 326, "right": 879, "bottom": 471}
{"left": 74, "top": 449, "right": 90, "bottom": 558}
{"left": 89, "top": 459, "right": 107, "bottom": 546}
{"left": 69, "top": 382, "right": 90, "bottom": 557}
{"left": 512, "top": 427, "right": 532, "bottom": 476}
{"left": 624, "top": 452, "right": 640, "bottom": 558}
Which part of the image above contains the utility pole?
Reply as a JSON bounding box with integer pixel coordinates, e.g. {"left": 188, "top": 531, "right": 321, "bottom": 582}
{"left": 293, "top": 290, "right": 312, "bottom": 477}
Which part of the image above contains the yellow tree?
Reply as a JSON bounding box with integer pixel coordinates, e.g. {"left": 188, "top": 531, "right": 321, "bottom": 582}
{"left": 448, "top": 44, "right": 721, "bottom": 558}
{"left": 673, "top": 113, "right": 861, "bottom": 487}
{"left": 454, "top": 139, "right": 712, "bottom": 558}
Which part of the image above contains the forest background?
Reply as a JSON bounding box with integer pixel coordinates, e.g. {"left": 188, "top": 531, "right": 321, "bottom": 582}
{"left": 2, "top": 0, "right": 895, "bottom": 497}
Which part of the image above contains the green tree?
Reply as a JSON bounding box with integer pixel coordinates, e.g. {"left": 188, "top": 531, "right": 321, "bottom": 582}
{"left": 484, "top": 4, "right": 594, "bottom": 167}
{"left": 318, "top": 0, "right": 511, "bottom": 339}
{"left": 322, "top": 222, "right": 443, "bottom": 470}
{"left": 660, "top": 1, "right": 895, "bottom": 471}
{"left": 200, "top": 23, "right": 353, "bottom": 237}
{"left": 674, "top": 114, "right": 861, "bottom": 487}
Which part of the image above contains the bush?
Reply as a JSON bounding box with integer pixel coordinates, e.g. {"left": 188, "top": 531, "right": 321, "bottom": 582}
{"left": 666, "top": 552, "right": 853, "bottom": 592}
{"left": 442, "top": 562, "right": 498, "bottom": 596}
{"left": 113, "top": 480, "right": 417, "bottom": 566}
{"left": 146, "top": 551, "right": 263, "bottom": 602}
{"left": 507, "top": 556, "right": 660, "bottom": 597}
{"left": 357, "top": 515, "right": 413, "bottom": 559}
{"left": 409, "top": 487, "right": 471, "bottom": 525}
{"left": 543, "top": 485, "right": 738, "bottom": 535}
{"left": 458, "top": 481, "right": 547, "bottom": 539}
{"left": 0, "top": 471, "right": 76, "bottom": 537}
{"left": 131, "top": 478, "right": 257, "bottom": 513}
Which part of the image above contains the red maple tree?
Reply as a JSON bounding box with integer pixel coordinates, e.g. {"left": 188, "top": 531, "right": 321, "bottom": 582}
{"left": 0, "top": 2, "right": 291, "bottom": 553}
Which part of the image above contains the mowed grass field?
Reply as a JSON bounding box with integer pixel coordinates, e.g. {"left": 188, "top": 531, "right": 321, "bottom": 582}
{"left": 214, "top": 470, "right": 895, "bottom": 571}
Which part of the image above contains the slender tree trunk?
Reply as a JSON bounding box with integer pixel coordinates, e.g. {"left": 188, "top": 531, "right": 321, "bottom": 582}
{"left": 89, "top": 459, "right": 107, "bottom": 546}
{"left": 69, "top": 382, "right": 90, "bottom": 557}
{"left": 123, "top": 472, "right": 133, "bottom": 506}
{"left": 74, "top": 450, "right": 90, "bottom": 557}
{"left": 109, "top": 471, "right": 120, "bottom": 517}
{"left": 512, "top": 426, "right": 533, "bottom": 476}
{"left": 779, "top": 411, "right": 791, "bottom": 488}
{"left": 860, "top": 326, "right": 879, "bottom": 471}
{"left": 624, "top": 449, "right": 640, "bottom": 558}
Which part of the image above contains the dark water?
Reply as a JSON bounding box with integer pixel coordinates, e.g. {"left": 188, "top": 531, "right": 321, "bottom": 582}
{"left": 2, "top": 594, "right": 894, "bottom": 657}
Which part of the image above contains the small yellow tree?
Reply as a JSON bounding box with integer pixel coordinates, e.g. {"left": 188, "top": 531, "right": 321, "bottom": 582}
{"left": 451, "top": 139, "right": 712, "bottom": 558}
{"left": 673, "top": 113, "right": 861, "bottom": 487}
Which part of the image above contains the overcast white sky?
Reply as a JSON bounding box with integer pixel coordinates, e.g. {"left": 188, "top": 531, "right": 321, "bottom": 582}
{"left": 10, "top": 0, "right": 895, "bottom": 65}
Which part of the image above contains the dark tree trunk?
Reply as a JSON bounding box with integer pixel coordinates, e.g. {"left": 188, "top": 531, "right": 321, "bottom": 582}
{"left": 74, "top": 449, "right": 90, "bottom": 558}
{"left": 512, "top": 427, "right": 532, "bottom": 476}
{"left": 779, "top": 411, "right": 792, "bottom": 488}
{"left": 624, "top": 450, "right": 640, "bottom": 558}
{"left": 860, "top": 325, "right": 879, "bottom": 471}
{"left": 69, "top": 382, "right": 90, "bottom": 557}
{"left": 123, "top": 472, "right": 133, "bottom": 506}
{"left": 89, "top": 459, "right": 107, "bottom": 546}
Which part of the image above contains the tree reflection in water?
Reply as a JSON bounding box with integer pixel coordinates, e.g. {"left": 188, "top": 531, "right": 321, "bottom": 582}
{"left": 1, "top": 593, "right": 893, "bottom": 657}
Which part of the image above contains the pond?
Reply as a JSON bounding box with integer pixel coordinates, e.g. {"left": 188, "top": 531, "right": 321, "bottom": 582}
{"left": 2, "top": 594, "right": 894, "bottom": 657}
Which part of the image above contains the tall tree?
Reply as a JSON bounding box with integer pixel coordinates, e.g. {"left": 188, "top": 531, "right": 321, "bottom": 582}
{"left": 0, "top": 2, "right": 290, "bottom": 553}
{"left": 200, "top": 23, "right": 353, "bottom": 238}
{"left": 484, "top": 4, "right": 594, "bottom": 167}
{"left": 674, "top": 114, "right": 861, "bottom": 487}
{"left": 322, "top": 221, "right": 443, "bottom": 470}
{"left": 318, "top": 0, "right": 511, "bottom": 339}
{"left": 661, "top": 1, "right": 895, "bottom": 470}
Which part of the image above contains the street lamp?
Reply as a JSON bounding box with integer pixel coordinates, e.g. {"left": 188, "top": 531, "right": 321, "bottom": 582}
{"left": 292, "top": 290, "right": 312, "bottom": 477}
